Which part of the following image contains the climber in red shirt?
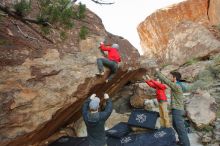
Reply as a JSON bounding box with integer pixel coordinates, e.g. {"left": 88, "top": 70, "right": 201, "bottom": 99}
{"left": 143, "top": 75, "right": 171, "bottom": 128}
{"left": 96, "top": 42, "right": 121, "bottom": 83}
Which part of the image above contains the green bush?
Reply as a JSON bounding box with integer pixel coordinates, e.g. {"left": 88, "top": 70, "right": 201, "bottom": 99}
{"left": 79, "top": 26, "right": 88, "bottom": 40}
{"left": 62, "top": 8, "right": 74, "bottom": 29}
{"left": 200, "top": 125, "right": 214, "bottom": 132}
{"left": 217, "top": 109, "right": 220, "bottom": 118}
{"left": 38, "top": 0, "right": 74, "bottom": 28}
{"left": 209, "top": 55, "right": 220, "bottom": 78}
{"left": 40, "top": 26, "right": 50, "bottom": 35}
{"left": 191, "top": 68, "right": 214, "bottom": 91}
{"left": 161, "top": 63, "right": 170, "bottom": 69}
{"left": 191, "top": 80, "right": 212, "bottom": 91}
{"left": 14, "top": 0, "right": 31, "bottom": 16}
{"left": 183, "top": 58, "right": 200, "bottom": 66}
{"left": 197, "top": 69, "right": 214, "bottom": 82}
{"left": 37, "top": 15, "right": 47, "bottom": 24}
{"left": 73, "top": 2, "right": 86, "bottom": 19}
{"left": 213, "top": 54, "right": 220, "bottom": 64}
{"left": 13, "top": 0, "right": 88, "bottom": 40}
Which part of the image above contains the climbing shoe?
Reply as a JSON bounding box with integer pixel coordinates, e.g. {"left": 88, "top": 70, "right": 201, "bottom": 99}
{"left": 96, "top": 72, "right": 104, "bottom": 76}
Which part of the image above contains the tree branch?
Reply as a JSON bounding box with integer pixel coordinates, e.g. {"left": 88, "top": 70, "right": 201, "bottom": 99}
{"left": 23, "top": 18, "right": 49, "bottom": 25}
{"left": 0, "top": 11, "right": 7, "bottom": 16}
{"left": 24, "top": 22, "right": 54, "bottom": 43}
{"left": 73, "top": 0, "right": 114, "bottom": 5}
{"left": 90, "top": 0, "right": 114, "bottom": 5}
{"left": 11, "top": 20, "right": 39, "bottom": 41}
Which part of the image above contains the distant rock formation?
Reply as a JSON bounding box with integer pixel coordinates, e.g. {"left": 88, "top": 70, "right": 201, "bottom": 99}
{"left": 208, "top": 0, "right": 220, "bottom": 26}
{"left": 138, "top": 0, "right": 220, "bottom": 65}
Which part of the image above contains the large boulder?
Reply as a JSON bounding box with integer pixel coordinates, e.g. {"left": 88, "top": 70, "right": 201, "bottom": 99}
{"left": 178, "top": 61, "right": 211, "bottom": 82}
{"left": 161, "top": 65, "right": 179, "bottom": 77}
{"left": 185, "top": 90, "right": 217, "bottom": 128}
{"left": 112, "top": 85, "right": 134, "bottom": 114}
{"left": 208, "top": 0, "right": 220, "bottom": 26}
{"left": 138, "top": 0, "right": 220, "bottom": 65}
{"left": 130, "top": 83, "right": 156, "bottom": 108}
{"left": 165, "top": 21, "right": 220, "bottom": 65}
{"left": 213, "top": 118, "right": 220, "bottom": 142}
{"left": 138, "top": 0, "right": 209, "bottom": 59}
{"left": 0, "top": 6, "right": 142, "bottom": 146}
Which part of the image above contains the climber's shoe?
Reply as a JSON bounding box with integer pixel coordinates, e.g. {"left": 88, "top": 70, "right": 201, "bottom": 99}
{"left": 96, "top": 72, "right": 104, "bottom": 76}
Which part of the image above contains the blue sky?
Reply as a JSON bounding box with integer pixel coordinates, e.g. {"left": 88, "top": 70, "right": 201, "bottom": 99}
{"left": 77, "top": 0, "right": 184, "bottom": 54}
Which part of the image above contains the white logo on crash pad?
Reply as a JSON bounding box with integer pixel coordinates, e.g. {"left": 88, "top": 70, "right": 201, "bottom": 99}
{"left": 120, "top": 137, "right": 132, "bottom": 143}
{"left": 135, "top": 114, "right": 147, "bottom": 123}
{"left": 154, "top": 131, "right": 167, "bottom": 138}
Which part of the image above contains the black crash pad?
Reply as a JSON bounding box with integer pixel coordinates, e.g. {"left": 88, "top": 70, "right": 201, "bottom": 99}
{"left": 128, "top": 109, "right": 159, "bottom": 129}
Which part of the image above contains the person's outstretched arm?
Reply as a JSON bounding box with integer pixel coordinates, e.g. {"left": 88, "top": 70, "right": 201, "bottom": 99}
{"left": 145, "top": 80, "right": 156, "bottom": 88}
{"left": 155, "top": 70, "right": 181, "bottom": 92}
{"left": 82, "top": 94, "right": 96, "bottom": 121}
{"left": 143, "top": 75, "right": 156, "bottom": 88}
{"left": 82, "top": 99, "right": 90, "bottom": 122}
{"left": 100, "top": 93, "right": 113, "bottom": 121}
{"left": 118, "top": 57, "right": 121, "bottom": 62}
{"left": 150, "top": 80, "right": 166, "bottom": 90}
{"left": 99, "top": 42, "right": 111, "bottom": 51}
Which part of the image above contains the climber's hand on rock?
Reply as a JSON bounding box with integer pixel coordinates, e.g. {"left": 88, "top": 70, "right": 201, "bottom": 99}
{"left": 118, "top": 62, "right": 122, "bottom": 68}
{"left": 155, "top": 68, "right": 160, "bottom": 72}
{"left": 90, "top": 94, "right": 96, "bottom": 100}
{"left": 142, "top": 75, "right": 147, "bottom": 80}
{"left": 100, "top": 42, "right": 104, "bottom": 45}
{"left": 146, "top": 75, "right": 150, "bottom": 80}
{"left": 104, "top": 93, "right": 109, "bottom": 100}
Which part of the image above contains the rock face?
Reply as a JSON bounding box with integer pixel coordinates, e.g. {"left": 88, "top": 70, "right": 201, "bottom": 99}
{"left": 0, "top": 5, "right": 142, "bottom": 146}
{"left": 130, "top": 83, "right": 156, "bottom": 108}
{"left": 213, "top": 118, "right": 220, "bottom": 142}
{"left": 178, "top": 61, "right": 211, "bottom": 82}
{"left": 111, "top": 85, "right": 134, "bottom": 114}
{"left": 185, "top": 90, "right": 217, "bottom": 128}
{"left": 138, "top": 0, "right": 220, "bottom": 65}
{"left": 138, "top": 0, "right": 209, "bottom": 60}
{"left": 165, "top": 21, "right": 220, "bottom": 65}
{"left": 208, "top": 0, "right": 220, "bottom": 26}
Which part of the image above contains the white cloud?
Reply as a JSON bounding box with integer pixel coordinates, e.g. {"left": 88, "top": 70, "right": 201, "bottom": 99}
{"left": 77, "top": 0, "right": 184, "bottom": 54}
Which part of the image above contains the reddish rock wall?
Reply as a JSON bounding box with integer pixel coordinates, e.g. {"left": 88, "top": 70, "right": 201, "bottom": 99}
{"left": 208, "top": 0, "right": 220, "bottom": 26}
{"left": 138, "top": 0, "right": 209, "bottom": 60}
